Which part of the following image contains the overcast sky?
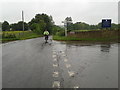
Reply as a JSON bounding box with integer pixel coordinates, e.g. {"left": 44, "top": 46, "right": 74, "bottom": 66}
{"left": 0, "top": 0, "right": 119, "bottom": 25}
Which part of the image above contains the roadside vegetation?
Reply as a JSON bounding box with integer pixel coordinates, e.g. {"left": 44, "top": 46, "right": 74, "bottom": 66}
{"left": 53, "top": 30, "right": 119, "bottom": 42}
{"left": 1, "top": 15, "right": 119, "bottom": 43}
{"left": 53, "top": 17, "right": 119, "bottom": 42}
{"left": 1, "top": 31, "right": 42, "bottom": 43}
{"left": 1, "top": 13, "right": 54, "bottom": 43}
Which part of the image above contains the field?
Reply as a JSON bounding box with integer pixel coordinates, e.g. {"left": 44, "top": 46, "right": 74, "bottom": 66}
{"left": 53, "top": 30, "right": 119, "bottom": 42}
{"left": 1, "top": 31, "right": 42, "bottom": 43}
{"left": 72, "top": 29, "right": 100, "bottom": 32}
{"left": 1, "top": 30, "right": 119, "bottom": 43}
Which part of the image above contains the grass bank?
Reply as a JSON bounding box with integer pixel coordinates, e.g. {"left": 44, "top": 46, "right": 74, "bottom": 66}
{"left": 1, "top": 31, "right": 42, "bottom": 43}
{"left": 53, "top": 30, "right": 119, "bottom": 42}
{"left": 53, "top": 36, "right": 118, "bottom": 42}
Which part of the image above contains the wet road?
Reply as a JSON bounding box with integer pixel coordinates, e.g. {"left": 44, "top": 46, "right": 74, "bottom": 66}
{"left": 2, "top": 37, "right": 118, "bottom": 88}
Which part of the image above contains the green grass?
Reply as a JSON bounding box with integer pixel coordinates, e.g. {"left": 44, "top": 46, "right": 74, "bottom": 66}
{"left": 2, "top": 31, "right": 28, "bottom": 34}
{"left": 1, "top": 31, "right": 42, "bottom": 43}
{"left": 72, "top": 29, "right": 100, "bottom": 32}
{"left": 18, "top": 32, "right": 42, "bottom": 40}
{"left": 53, "top": 36, "right": 118, "bottom": 42}
{"left": 53, "top": 30, "right": 119, "bottom": 42}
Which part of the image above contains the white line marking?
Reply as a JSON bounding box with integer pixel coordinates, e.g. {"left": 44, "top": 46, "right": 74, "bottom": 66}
{"left": 52, "top": 81, "right": 60, "bottom": 88}
{"left": 53, "top": 63, "right": 58, "bottom": 67}
{"left": 68, "top": 71, "right": 75, "bottom": 77}
{"left": 53, "top": 71, "right": 59, "bottom": 77}
{"left": 53, "top": 55, "right": 57, "bottom": 58}
{"left": 73, "top": 86, "right": 80, "bottom": 88}
{"left": 53, "top": 58, "right": 57, "bottom": 61}
{"left": 66, "top": 64, "right": 71, "bottom": 68}
{"left": 62, "top": 51, "right": 65, "bottom": 54}
{"left": 64, "top": 58, "right": 68, "bottom": 62}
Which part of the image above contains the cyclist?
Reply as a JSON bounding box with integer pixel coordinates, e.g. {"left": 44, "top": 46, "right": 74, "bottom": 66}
{"left": 43, "top": 30, "right": 49, "bottom": 43}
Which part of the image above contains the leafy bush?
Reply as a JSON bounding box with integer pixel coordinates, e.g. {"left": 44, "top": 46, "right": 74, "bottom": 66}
{"left": 56, "top": 31, "right": 65, "bottom": 36}
{"left": 3, "top": 34, "right": 16, "bottom": 38}
{"left": 2, "top": 31, "right": 42, "bottom": 43}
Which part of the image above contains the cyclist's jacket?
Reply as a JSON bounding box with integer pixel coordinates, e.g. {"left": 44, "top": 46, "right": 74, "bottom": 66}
{"left": 43, "top": 31, "right": 49, "bottom": 35}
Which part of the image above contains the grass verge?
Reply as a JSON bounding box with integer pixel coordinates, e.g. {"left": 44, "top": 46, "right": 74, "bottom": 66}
{"left": 53, "top": 36, "right": 119, "bottom": 42}
{"left": 1, "top": 31, "right": 42, "bottom": 43}
{"left": 53, "top": 30, "right": 119, "bottom": 42}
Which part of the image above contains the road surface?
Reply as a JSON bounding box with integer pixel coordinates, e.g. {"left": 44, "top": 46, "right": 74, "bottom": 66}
{"left": 2, "top": 37, "right": 118, "bottom": 88}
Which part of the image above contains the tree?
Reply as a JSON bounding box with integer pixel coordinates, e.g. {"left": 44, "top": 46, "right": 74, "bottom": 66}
{"left": 52, "top": 25, "right": 64, "bottom": 35}
{"left": 97, "top": 22, "right": 102, "bottom": 29}
{"left": 0, "top": 22, "right": 2, "bottom": 28}
{"left": 11, "top": 23, "right": 18, "bottom": 31}
{"left": 17, "top": 21, "right": 29, "bottom": 31}
{"left": 11, "top": 21, "right": 29, "bottom": 31}
{"left": 65, "top": 17, "right": 72, "bottom": 22}
{"left": 111, "top": 23, "right": 118, "bottom": 30}
{"left": 0, "top": 22, "right": 2, "bottom": 31}
{"left": 118, "top": 24, "right": 120, "bottom": 30}
{"left": 41, "top": 13, "right": 53, "bottom": 33}
{"left": 2, "top": 21, "right": 10, "bottom": 31}
{"left": 73, "top": 22, "right": 90, "bottom": 30}
{"left": 29, "top": 13, "right": 54, "bottom": 34}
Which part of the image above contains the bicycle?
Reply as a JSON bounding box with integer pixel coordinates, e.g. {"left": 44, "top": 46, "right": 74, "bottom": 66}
{"left": 45, "top": 35, "right": 48, "bottom": 43}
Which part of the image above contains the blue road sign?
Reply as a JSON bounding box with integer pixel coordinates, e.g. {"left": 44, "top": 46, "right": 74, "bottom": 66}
{"left": 102, "top": 19, "right": 111, "bottom": 28}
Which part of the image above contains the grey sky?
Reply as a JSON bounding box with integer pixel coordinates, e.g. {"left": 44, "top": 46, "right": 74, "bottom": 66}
{"left": 118, "top": 2, "right": 120, "bottom": 24}
{"left": 0, "top": 0, "right": 119, "bottom": 25}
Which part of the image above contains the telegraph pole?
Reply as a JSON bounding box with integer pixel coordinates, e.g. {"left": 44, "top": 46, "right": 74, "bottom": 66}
{"left": 22, "top": 10, "right": 24, "bottom": 31}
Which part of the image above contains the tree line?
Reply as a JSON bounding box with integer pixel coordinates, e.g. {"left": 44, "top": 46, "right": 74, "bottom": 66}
{"left": 2, "top": 13, "right": 56, "bottom": 34}
{"left": 1, "top": 14, "right": 119, "bottom": 34}
{"left": 64, "top": 17, "right": 119, "bottom": 31}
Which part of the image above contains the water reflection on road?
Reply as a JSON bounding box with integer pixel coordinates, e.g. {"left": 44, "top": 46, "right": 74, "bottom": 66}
{"left": 52, "top": 41, "right": 118, "bottom": 88}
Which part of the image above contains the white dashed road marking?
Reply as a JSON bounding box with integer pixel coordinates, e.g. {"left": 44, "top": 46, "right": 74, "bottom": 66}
{"left": 52, "top": 48, "right": 79, "bottom": 88}
{"left": 53, "top": 71, "right": 59, "bottom": 77}
{"left": 53, "top": 58, "right": 57, "bottom": 61}
{"left": 62, "top": 51, "right": 65, "bottom": 54}
{"left": 53, "top": 63, "right": 58, "bottom": 67}
{"left": 52, "top": 81, "right": 60, "bottom": 88}
{"left": 66, "top": 64, "right": 71, "bottom": 68}
{"left": 52, "top": 49, "right": 60, "bottom": 87}
{"left": 64, "top": 58, "right": 68, "bottom": 62}
{"left": 73, "top": 86, "right": 80, "bottom": 88}
{"left": 53, "top": 55, "right": 57, "bottom": 58}
{"left": 68, "top": 71, "right": 75, "bottom": 77}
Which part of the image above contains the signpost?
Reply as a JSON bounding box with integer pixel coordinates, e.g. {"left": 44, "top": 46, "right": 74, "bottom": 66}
{"left": 62, "top": 20, "right": 67, "bottom": 36}
{"left": 62, "top": 20, "right": 72, "bottom": 36}
{"left": 102, "top": 19, "right": 111, "bottom": 29}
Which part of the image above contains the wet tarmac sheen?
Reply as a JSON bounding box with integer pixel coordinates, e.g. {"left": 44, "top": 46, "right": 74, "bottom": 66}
{"left": 2, "top": 37, "right": 118, "bottom": 88}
